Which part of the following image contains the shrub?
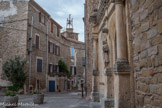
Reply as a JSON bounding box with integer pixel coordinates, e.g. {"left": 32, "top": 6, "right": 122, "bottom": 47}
{"left": 5, "top": 92, "right": 16, "bottom": 96}
{"left": 3, "top": 56, "right": 26, "bottom": 93}
{"left": 58, "top": 60, "right": 71, "bottom": 78}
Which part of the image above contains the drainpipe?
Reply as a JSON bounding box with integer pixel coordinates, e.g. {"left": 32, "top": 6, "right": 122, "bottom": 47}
{"left": 46, "top": 22, "right": 49, "bottom": 92}
{"left": 28, "top": 16, "right": 33, "bottom": 92}
{"left": 83, "top": 3, "right": 87, "bottom": 96}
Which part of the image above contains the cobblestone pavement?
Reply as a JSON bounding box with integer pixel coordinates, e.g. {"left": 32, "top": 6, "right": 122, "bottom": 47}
{"left": 0, "top": 92, "right": 91, "bottom": 108}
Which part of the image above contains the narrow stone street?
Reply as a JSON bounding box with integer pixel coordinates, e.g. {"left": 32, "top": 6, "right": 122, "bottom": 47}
{"left": 0, "top": 92, "right": 92, "bottom": 108}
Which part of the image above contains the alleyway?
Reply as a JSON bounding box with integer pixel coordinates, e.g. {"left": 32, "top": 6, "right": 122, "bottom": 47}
{"left": 0, "top": 91, "right": 93, "bottom": 108}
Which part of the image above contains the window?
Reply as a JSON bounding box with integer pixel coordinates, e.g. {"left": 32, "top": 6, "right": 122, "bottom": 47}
{"left": 36, "top": 80, "right": 40, "bottom": 90}
{"left": 48, "top": 42, "right": 55, "bottom": 53}
{"left": 37, "top": 59, "right": 42, "bottom": 72}
{"left": 70, "top": 66, "right": 76, "bottom": 75}
{"left": 70, "top": 48, "right": 74, "bottom": 56}
{"left": 49, "top": 64, "right": 54, "bottom": 73}
{"left": 39, "top": 12, "right": 45, "bottom": 24}
{"left": 55, "top": 65, "right": 59, "bottom": 73}
{"left": 36, "top": 35, "right": 40, "bottom": 49}
{"left": 55, "top": 45, "right": 60, "bottom": 56}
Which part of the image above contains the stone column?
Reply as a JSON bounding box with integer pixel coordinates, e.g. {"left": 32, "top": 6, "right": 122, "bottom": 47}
{"left": 91, "top": 34, "right": 100, "bottom": 102}
{"left": 114, "top": 0, "right": 130, "bottom": 108}
{"left": 101, "top": 68, "right": 114, "bottom": 108}
{"left": 101, "top": 29, "right": 114, "bottom": 108}
{"left": 115, "top": 0, "right": 127, "bottom": 60}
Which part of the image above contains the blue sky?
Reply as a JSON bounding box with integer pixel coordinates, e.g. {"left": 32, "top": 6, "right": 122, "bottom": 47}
{"left": 35, "top": 0, "right": 85, "bottom": 42}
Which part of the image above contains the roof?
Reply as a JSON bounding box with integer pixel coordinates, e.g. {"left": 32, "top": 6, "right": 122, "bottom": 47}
{"left": 50, "top": 18, "right": 62, "bottom": 29}
{"left": 30, "top": 0, "right": 50, "bottom": 18}
{"left": 61, "top": 31, "right": 79, "bottom": 34}
{"left": 30, "top": 0, "right": 62, "bottom": 29}
{"left": 61, "top": 35, "right": 85, "bottom": 45}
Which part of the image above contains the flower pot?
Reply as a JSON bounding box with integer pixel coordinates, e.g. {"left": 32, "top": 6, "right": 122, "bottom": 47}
{"left": 4, "top": 96, "right": 18, "bottom": 108}
{"left": 33, "top": 94, "right": 44, "bottom": 104}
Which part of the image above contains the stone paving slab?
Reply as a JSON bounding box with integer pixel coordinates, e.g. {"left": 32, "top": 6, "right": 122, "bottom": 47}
{"left": 0, "top": 92, "right": 91, "bottom": 108}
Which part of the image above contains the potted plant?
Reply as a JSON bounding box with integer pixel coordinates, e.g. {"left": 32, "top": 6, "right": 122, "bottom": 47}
{"left": 2, "top": 56, "right": 26, "bottom": 107}
{"left": 33, "top": 90, "right": 44, "bottom": 104}
{"left": 4, "top": 92, "right": 18, "bottom": 108}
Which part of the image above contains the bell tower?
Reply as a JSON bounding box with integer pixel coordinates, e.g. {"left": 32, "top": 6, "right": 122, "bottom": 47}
{"left": 66, "top": 14, "right": 73, "bottom": 32}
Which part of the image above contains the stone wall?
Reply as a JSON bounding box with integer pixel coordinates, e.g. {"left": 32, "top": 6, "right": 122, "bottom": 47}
{"left": 0, "top": 0, "right": 28, "bottom": 86}
{"left": 85, "top": 0, "right": 100, "bottom": 97}
{"left": 28, "top": 0, "right": 85, "bottom": 92}
{"left": 85, "top": 0, "right": 162, "bottom": 107}
{"left": 129, "top": 0, "right": 162, "bottom": 107}
{"left": 61, "top": 31, "right": 79, "bottom": 41}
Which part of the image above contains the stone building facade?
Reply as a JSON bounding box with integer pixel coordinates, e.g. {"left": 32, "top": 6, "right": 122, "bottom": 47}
{"left": 62, "top": 28, "right": 79, "bottom": 41}
{"left": 85, "top": 0, "right": 162, "bottom": 108}
{"left": 0, "top": 0, "right": 85, "bottom": 93}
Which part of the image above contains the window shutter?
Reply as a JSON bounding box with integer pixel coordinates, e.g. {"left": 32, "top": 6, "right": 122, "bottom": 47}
{"left": 48, "top": 64, "right": 50, "bottom": 73}
{"left": 37, "top": 59, "right": 42, "bottom": 72}
{"left": 52, "top": 65, "right": 54, "bottom": 72}
{"left": 57, "top": 65, "right": 59, "bottom": 73}
{"left": 48, "top": 41, "right": 50, "bottom": 53}
{"left": 70, "top": 66, "right": 72, "bottom": 75}
{"left": 55, "top": 65, "right": 57, "bottom": 72}
{"left": 58, "top": 46, "right": 60, "bottom": 56}
{"left": 50, "top": 42, "right": 53, "bottom": 53}
{"left": 74, "top": 67, "right": 76, "bottom": 75}
{"left": 53, "top": 44, "right": 55, "bottom": 54}
{"left": 44, "top": 16, "right": 46, "bottom": 25}
{"left": 57, "top": 28, "right": 59, "bottom": 37}
{"left": 51, "top": 22, "right": 53, "bottom": 33}
{"left": 82, "top": 57, "right": 86, "bottom": 66}
{"left": 39, "top": 12, "right": 41, "bottom": 22}
{"left": 36, "top": 36, "right": 39, "bottom": 49}
{"left": 55, "top": 45, "right": 57, "bottom": 55}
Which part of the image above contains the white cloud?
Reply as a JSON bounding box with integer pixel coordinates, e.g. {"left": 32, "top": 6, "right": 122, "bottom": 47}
{"left": 56, "top": 11, "right": 65, "bottom": 17}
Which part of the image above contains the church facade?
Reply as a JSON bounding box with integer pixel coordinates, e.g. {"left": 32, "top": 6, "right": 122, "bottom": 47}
{"left": 84, "top": 0, "right": 162, "bottom": 107}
